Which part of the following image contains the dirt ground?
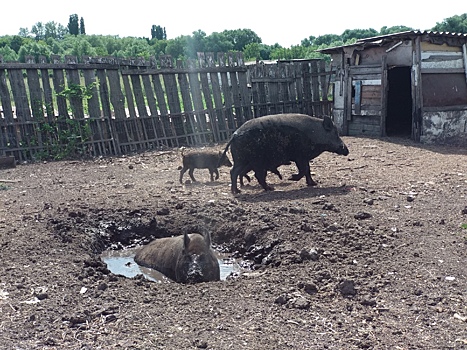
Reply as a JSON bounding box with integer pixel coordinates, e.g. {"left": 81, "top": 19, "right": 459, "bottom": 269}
{"left": 1, "top": 136, "right": 467, "bottom": 350}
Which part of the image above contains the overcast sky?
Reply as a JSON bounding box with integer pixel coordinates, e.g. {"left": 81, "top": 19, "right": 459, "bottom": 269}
{"left": 1, "top": 0, "right": 465, "bottom": 47}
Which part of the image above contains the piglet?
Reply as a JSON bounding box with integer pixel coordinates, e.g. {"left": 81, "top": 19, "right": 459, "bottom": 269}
{"left": 179, "top": 150, "right": 232, "bottom": 184}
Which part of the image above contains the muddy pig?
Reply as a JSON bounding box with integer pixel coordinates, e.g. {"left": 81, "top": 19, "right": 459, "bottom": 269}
{"left": 220, "top": 113, "right": 349, "bottom": 194}
{"left": 179, "top": 150, "right": 232, "bottom": 184}
{"left": 134, "top": 231, "right": 220, "bottom": 283}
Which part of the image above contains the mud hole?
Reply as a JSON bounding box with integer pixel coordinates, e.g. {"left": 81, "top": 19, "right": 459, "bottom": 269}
{"left": 1, "top": 136, "right": 467, "bottom": 349}
{"left": 50, "top": 210, "right": 242, "bottom": 282}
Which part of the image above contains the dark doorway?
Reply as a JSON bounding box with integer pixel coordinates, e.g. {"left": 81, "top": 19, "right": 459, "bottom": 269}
{"left": 386, "top": 67, "right": 412, "bottom": 136}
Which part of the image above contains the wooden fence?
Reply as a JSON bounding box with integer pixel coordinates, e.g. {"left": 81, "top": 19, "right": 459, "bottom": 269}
{"left": 0, "top": 53, "right": 333, "bottom": 161}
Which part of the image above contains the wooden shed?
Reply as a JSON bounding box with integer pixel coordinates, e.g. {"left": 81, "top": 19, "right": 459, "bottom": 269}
{"left": 319, "top": 31, "right": 467, "bottom": 144}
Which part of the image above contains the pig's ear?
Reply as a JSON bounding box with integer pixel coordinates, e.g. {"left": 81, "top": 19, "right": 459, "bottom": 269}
{"left": 183, "top": 232, "right": 190, "bottom": 253}
{"left": 204, "top": 230, "right": 212, "bottom": 248}
{"left": 322, "top": 116, "right": 333, "bottom": 131}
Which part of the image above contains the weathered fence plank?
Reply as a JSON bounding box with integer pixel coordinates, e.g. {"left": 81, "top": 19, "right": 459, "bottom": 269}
{"left": 151, "top": 73, "right": 172, "bottom": 147}
{"left": 218, "top": 53, "right": 235, "bottom": 133}
{"left": 9, "top": 68, "right": 31, "bottom": 120}
{"left": 0, "top": 65, "right": 14, "bottom": 122}
{"left": 82, "top": 68, "right": 101, "bottom": 118}
{"left": 161, "top": 56, "right": 183, "bottom": 146}
{"left": 197, "top": 53, "right": 215, "bottom": 144}
{"left": 51, "top": 55, "right": 69, "bottom": 118}
{"left": 39, "top": 56, "right": 55, "bottom": 121}
{"left": 228, "top": 53, "right": 244, "bottom": 126}
{"left": 25, "top": 56, "right": 44, "bottom": 120}
{"left": 187, "top": 59, "right": 208, "bottom": 144}
{"left": 176, "top": 60, "right": 198, "bottom": 145}
{"left": 64, "top": 56, "right": 85, "bottom": 119}
{"left": 206, "top": 53, "right": 226, "bottom": 142}
{"left": 236, "top": 53, "right": 252, "bottom": 122}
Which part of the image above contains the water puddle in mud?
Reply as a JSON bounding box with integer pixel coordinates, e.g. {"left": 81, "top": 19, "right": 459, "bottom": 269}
{"left": 101, "top": 247, "right": 241, "bottom": 282}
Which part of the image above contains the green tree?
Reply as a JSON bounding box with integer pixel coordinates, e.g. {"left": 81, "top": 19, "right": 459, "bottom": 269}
{"left": 46, "top": 37, "right": 65, "bottom": 55}
{"left": 314, "top": 34, "right": 341, "bottom": 46}
{"left": 0, "top": 46, "right": 18, "bottom": 61}
{"left": 379, "top": 25, "right": 413, "bottom": 35}
{"left": 432, "top": 13, "right": 467, "bottom": 33}
{"left": 243, "top": 42, "right": 261, "bottom": 61}
{"left": 85, "top": 35, "right": 108, "bottom": 56}
{"left": 204, "top": 32, "right": 233, "bottom": 53}
{"left": 151, "top": 39, "right": 168, "bottom": 57}
{"left": 341, "top": 28, "right": 378, "bottom": 43}
{"left": 301, "top": 35, "right": 317, "bottom": 47}
{"left": 184, "top": 30, "right": 206, "bottom": 58}
{"left": 151, "top": 25, "right": 166, "bottom": 40}
{"left": 222, "top": 29, "right": 262, "bottom": 51}
{"left": 1, "top": 35, "right": 26, "bottom": 53}
{"left": 44, "top": 21, "right": 68, "bottom": 40}
{"left": 31, "top": 22, "right": 46, "bottom": 41}
{"left": 260, "top": 44, "right": 280, "bottom": 60}
{"left": 18, "top": 28, "right": 30, "bottom": 38}
{"left": 124, "top": 38, "right": 151, "bottom": 58}
{"left": 80, "top": 17, "right": 86, "bottom": 35}
{"left": 66, "top": 38, "right": 97, "bottom": 58}
{"left": 68, "top": 14, "right": 79, "bottom": 35}
{"left": 166, "top": 36, "right": 187, "bottom": 59}
{"left": 100, "top": 36, "right": 123, "bottom": 56}
{"left": 270, "top": 45, "right": 308, "bottom": 60}
{"left": 18, "top": 41, "right": 52, "bottom": 62}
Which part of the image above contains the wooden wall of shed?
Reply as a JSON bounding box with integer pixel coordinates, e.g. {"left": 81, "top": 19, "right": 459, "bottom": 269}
{"left": 420, "top": 108, "right": 467, "bottom": 144}
{"left": 419, "top": 43, "right": 467, "bottom": 144}
{"left": 335, "top": 44, "right": 412, "bottom": 67}
{"left": 330, "top": 37, "right": 467, "bottom": 143}
{"left": 331, "top": 60, "right": 384, "bottom": 137}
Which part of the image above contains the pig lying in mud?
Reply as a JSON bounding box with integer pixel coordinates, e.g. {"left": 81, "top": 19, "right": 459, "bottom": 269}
{"left": 179, "top": 150, "right": 232, "bottom": 184}
{"left": 134, "top": 231, "right": 220, "bottom": 283}
{"left": 220, "top": 113, "right": 349, "bottom": 194}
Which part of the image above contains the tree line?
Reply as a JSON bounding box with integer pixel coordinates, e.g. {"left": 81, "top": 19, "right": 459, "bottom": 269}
{"left": 0, "top": 13, "right": 465, "bottom": 64}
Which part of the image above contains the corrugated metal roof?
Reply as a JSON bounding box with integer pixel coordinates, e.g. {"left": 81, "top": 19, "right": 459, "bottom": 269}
{"left": 318, "top": 30, "right": 467, "bottom": 54}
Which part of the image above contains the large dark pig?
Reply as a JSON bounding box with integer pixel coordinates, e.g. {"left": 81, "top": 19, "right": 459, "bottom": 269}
{"left": 220, "top": 113, "right": 349, "bottom": 194}
{"left": 179, "top": 150, "right": 232, "bottom": 184}
{"left": 134, "top": 231, "right": 220, "bottom": 283}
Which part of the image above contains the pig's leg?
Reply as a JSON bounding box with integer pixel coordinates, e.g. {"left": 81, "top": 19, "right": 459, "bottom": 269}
{"left": 269, "top": 167, "right": 283, "bottom": 180}
{"left": 240, "top": 173, "right": 251, "bottom": 187}
{"left": 254, "top": 168, "right": 274, "bottom": 191}
{"left": 230, "top": 163, "right": 250, "bottom": 194}
{"left": 290, "top": 160, "right": 317, "bottom": 186}
{"left": 180, "top": 166, "right": 189, "bottom": 183}
{"left": 188, "top": 168, "right": 197, "bottom": 182}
